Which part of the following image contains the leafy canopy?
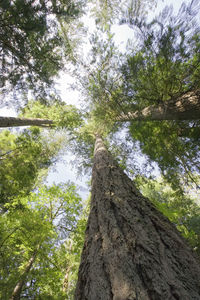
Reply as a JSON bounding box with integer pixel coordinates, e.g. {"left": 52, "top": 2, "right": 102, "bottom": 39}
{"left": 0, "top": 128, "right": 63, "bottom": 208}
{"left": 0, "top": 0, "right": 82, "bottom": 103}
{"left": 21, "top": 99, "right": 83, "bottom": 130}
{"left": 0, "top": 182, "right": 83, "bottom": 299}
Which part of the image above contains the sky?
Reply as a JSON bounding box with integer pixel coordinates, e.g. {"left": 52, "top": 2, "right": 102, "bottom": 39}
{"left": 0, "top": 0, "right": 193, "bottom": 200}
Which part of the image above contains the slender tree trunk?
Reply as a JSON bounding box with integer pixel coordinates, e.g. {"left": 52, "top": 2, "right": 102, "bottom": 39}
{"left": 63, "top": 266, "right": 71, "bottom": 293}
{"left": 63, "top": 240, "right": 73, "bottom": 293}
{"left": 9, "top": 245, "right": 40, "bottom": 300}
{"left": 0, "top": 116, "right": 53, "bottom": 128}
{"left": 75, "top": 135, "right": 200, "bottom": 300}
{"left": 117, "top": 89, "right": 200, "bottom": 121}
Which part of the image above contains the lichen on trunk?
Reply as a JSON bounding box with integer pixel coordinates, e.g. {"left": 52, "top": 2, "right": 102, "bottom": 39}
{"left": 75, "top": 135, "right": 200, "bottom": 300}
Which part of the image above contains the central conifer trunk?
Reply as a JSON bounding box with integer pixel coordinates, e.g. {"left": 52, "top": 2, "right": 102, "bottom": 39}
{"left": 75, "top": 136, "right": 200, "bottom": 299}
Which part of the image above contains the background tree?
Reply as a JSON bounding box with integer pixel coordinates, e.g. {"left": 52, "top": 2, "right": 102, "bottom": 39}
{"left": 119, "top": 1, "right": 200, "bottom": 189}
{"left": 89, "top": 0, "right": 157, "bottom": 30}
{"left": 0, "top": 183, "right": 83, "bottom": 299}
{"left": 0, "top": 116, "right": 54, "bottom": 128}
{"left": 0, "top": 128, "right": 64, "bottom": 208}
{"left": 62, "top": 203, "right": 88, "bottom": 298}
{"left": 21, "top": 99, "right": 83, "bottom": 129}
{"left": 80, "top": 0, "right": 200, "bottom": 192}
{"left": 0, "top": 0, "right": 83, "bottom": 104}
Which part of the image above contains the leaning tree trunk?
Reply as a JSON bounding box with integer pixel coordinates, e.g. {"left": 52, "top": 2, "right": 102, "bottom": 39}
{"left": 75, "top": 135, "right": 200, "bottom": 300}
{"left": 117, "top": 89, "right": 200, "bottom": 121}
{"left": 0, "top": 116, "right": 53, "bottom": 128}
{"left": 9, "top": 245, "right": 40, "bottom": 300}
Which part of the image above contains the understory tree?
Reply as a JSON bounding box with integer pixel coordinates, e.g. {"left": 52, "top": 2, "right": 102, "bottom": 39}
{"left": 0, "top": 183, "right": 83, "bottom": 299}
{"left": 0, "top": 0, "right": 83, "bottom": 103}
{"left": 0, "top": 128, "right": 64, "bottom": 209}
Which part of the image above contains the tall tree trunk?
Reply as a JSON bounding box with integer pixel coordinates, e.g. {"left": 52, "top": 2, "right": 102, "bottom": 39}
{"left": 9, "top": 245, "right": 40, "bottom": 300}
{"left": 0, "top": 116, "right": 53, "bottom": 128}
{"left": 117, "top": 89, "right": 200, "bottom": 121}
{"left": 75, "top": 135, "right": 200, "bottom": 300}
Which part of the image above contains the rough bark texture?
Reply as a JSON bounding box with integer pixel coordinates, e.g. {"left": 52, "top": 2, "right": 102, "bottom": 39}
{"left": 117, "top": 89, "right": 200, "bottom": 121}
{"left": 75, "top": 136, "right": 200, "bottom": 300}
{"left": 0, "top": 116, "right": 53, "bottom": 128}
{"left": 9, "top": 246, "right": 39, "bottom": 300}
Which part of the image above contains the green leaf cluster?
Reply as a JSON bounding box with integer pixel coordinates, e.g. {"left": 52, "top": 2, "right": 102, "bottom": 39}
{"left": 0, "top": 0, "right": 82, "bottom": 101}
{"left": 129, "top": 120, "right": 200, "bottom": 189}
{"left": 0, "top": 183, "right": 84, "bottom": 299}
{"left": 0, "top": 128, "right": 62, "bottom": 208}
{"left": 21, "top": 99, "right": 83, "bottom": 130}
{"left": 122, "top": 3, "right": 200, "bottom": 108}
{"left": 90, "top": 0, "right": 156, "bottom": 30}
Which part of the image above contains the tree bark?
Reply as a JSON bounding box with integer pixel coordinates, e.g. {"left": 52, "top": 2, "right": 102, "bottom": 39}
{"left": 9, "top": 245, "right": 40, "bottom": 300}
{"left": 0, "top": 116, "right": 53, "bottom": 128}
{"left": 117, "top": 89, "right": 200, "bottom": 121}
{"left": 75, "top": 135, "right": 200, "bottom": 300}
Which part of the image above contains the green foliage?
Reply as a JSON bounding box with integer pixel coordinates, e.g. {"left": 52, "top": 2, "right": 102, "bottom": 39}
{"left": 85, "top": 2, "right": 200, "bottom": 122}
{"left": 0, "top": 203, "right": 55, "bottom": 299}
{"left": 0, "top": 0, "right": 82, "bottom": 102}
{"left": 59, "top": 203, "right": 88, "bottom": 299}
{"left": 21, "top": 99, "right": 83, "bottom": 130}
{"left": 0, "top": 183, "right": 84, "bottom": 299}
{"left": 83, "top": 30, "right": 120, "bottom": 107}
{"left": 129, "top": 120, "right": 200, "bottom": 189}
{"left": 0, "top": 128, "right": 62, "bottom": 208}
{"left": 74, "top": 28, "right": 126, "bottom": 128}
{"left": 90, "top": 0, "right": 156, "bottom": 30}
{"left": 68, "top": 119, "right": 98, "bottom": 174}
{"left": 111, "top": 2, "right": 200, "bottom": 190}
{"left": 122, "top": 2, "right": 200, "bottom": 109}
{"left": 68, "top": 112, "right": 117, "bottom": 175}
